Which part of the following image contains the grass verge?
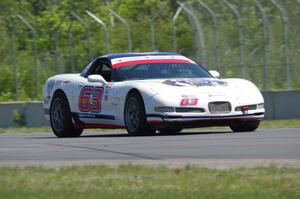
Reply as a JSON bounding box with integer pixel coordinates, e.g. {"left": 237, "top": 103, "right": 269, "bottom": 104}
{"left": 0, "top": 126, "right": 52, "bottom": 133}
{"left": 0, "top": 165, "right": 299, "bottom": 199}
{"left": 0, "top": 119, "right": 299, "bottom": 133}
{"left": 260, "top": 119, "right": 300, "bottom": 128}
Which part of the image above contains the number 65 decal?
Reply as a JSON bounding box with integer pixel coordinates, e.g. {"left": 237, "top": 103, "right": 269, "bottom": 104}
{"left": 79, "top": 86, "right": 103, "bottom": 112}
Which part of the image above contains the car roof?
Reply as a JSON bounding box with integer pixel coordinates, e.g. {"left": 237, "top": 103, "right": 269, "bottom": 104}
{"left": 102, "top": 52, "right": 180, "bottom": 60}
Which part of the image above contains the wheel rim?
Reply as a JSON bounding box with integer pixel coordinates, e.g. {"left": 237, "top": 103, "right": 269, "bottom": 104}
{"left": 125, "top": 98, "right": 140, "bottom": 132}
{"left": 51, "top": 99, "right": 64, "bottom": 132}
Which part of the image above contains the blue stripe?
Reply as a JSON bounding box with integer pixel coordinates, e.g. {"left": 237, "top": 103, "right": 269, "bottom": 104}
{"left": 104, "top": 52, "right": 179, "bottom": 59}
{"left": 72, "top": 113, "right": 115, "bottom": 120}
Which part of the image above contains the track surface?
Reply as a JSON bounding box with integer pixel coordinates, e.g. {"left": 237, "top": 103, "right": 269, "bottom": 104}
{"left": 0, "top": 128, "right": 300, "bottom": 168}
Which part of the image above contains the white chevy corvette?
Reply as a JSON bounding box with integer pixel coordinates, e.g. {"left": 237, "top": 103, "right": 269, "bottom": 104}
{"left": 43, "top": 52, "right": 264, "bottom": 137}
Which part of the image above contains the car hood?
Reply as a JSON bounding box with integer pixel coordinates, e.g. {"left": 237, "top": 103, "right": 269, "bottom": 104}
{"left": 136, "top": 78, "right": 263, "bottom": 105}
{"left": 143, "top": 78, "right": 232, "bottom": 94}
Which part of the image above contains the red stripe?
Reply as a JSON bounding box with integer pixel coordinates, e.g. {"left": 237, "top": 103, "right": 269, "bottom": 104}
{"left": 112, "top": 59, "right": 192, "bottom": 69}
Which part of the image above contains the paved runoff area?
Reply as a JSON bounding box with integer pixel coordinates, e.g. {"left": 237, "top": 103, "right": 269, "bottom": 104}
{"left": 0, "top": 128, "right": 300, "bottom": 169}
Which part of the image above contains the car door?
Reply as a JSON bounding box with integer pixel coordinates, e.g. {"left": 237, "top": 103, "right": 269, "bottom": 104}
{"left": 73, "top": 58, "right": 116, "bottom": 125}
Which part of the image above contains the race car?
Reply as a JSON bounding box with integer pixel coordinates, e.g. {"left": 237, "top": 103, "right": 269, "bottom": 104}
{"left": 43, "top": 52, "right": 264, "bottom": 137}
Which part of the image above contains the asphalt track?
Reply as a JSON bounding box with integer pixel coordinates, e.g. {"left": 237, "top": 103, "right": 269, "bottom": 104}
{"left": 0, "top": 128, "right": 300, "bottom": 168}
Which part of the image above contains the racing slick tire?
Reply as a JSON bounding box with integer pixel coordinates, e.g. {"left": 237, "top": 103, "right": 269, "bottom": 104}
{"left": 229, "top": 120, "right": 260, "bottom": 132}
{"left": 158, "top": 128, "right": 183, "bottom": 135}
{"left": 124, "top": 91, "right": 156, "bottom": 136}
{"left": 50, "top": 91, "right": 83, "bottom": 138}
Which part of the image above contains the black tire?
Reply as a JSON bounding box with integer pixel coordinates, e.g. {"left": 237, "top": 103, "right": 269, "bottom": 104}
{"left": 158, "top": 127, "right": 183, "bottom": 135}
{"left": 124, "top": 91, "right": 155, "bottom": 136}
{"left": 50, "top": 91, "right": 83, "bottom": 137}
{"left": 230, "top": 120, "right": 260, "bottom": 132}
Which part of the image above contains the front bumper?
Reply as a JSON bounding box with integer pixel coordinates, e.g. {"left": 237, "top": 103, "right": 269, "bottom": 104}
{"left": 146, "top": 111, "right": 264, "bottom": 128}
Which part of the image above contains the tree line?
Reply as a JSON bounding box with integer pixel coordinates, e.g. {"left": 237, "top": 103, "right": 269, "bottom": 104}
{"left": 0, "top": 0, "right": 300, "bottom": 101}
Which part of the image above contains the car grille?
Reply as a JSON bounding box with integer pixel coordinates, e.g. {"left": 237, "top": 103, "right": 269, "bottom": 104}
{"left": 208, "top": 101, "right": 231, "bottom": 114}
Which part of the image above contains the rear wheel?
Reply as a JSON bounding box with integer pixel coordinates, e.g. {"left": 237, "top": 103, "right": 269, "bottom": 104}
{"left": 124, "top": 91, "right": 155, "bottom": 136}
{"left": 50, "top": 92, "right": 83, "bottom": 137}
{"left": 230, "top": 120, "right": 260, "bottom": 132}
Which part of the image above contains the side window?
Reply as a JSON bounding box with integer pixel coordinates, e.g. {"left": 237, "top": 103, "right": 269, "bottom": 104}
{"left": 88, "top": 59, "right": 111, "bottom": 82}
{"left": 99, "top": 63, "right": 111, "bottom": 82}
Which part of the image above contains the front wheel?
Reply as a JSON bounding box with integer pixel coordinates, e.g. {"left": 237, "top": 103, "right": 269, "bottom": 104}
{"left": 50, "top": 92, "right": 83, "bottom": 137}
{"left": 124, "top": 92, "right": 155, "bottom": 136}
{"left": 229, "top": 120, "right": 260, "bottom": 132}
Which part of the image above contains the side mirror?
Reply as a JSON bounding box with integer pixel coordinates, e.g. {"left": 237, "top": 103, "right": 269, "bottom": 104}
{"left": 209, "top": 70, "right": 220, "bottom": 78}
{"left": 87, "top": 75, "right": 107, "bottom": 85}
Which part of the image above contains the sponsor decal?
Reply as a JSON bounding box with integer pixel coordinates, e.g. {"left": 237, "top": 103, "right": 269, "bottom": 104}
{"left": 104, "top": 84, "right": 111, "bottom": 101}
{"left": 44, "top": 80, "right": 55, "bottom": 104}
{"left": 47, "top": 80, "right": 55, "bottom": 95}
{"left": 55, "top": 80, "right": 70, "bottom": 86}
{"left": 180, "top": 95, "right": 198, "bottom": 106}
{"left": 55, "top": 80, "right": 62, "bottom": 86}
{"left": 79, "top": 86, "right": 104, "bottom": 113}
{"left": 163, "top": 79, "right": 228, "bottom": 87}
{"left": 163, "top": 80, "right": 187, "bottom": 87}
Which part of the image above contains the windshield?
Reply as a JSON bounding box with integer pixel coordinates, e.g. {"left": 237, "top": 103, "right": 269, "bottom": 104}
{"left": 112, "top": 62, "right": 212, "bottom": 81}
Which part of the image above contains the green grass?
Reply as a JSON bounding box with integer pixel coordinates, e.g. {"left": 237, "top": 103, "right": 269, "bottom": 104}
{"left": 0, "top": 119, "right": 299, "bottom": 133}
{"left": 0, "top": 165, "right": 299, "bottom": 199}
{"left": 260, "top": 119, "right": 300, "bottom": 128}
{"left": 0, "top": 127, "right": 52, "bottom": 133}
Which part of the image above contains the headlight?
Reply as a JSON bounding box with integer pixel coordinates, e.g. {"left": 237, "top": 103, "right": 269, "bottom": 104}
{"left": 235, "top": 103, "right": 264, "bottom": 112}
{"left": 257, "top": 103, "right": 264, "bottom": 109}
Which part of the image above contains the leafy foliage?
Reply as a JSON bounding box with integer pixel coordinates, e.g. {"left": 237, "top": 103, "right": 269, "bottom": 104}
{"left": 0, "top": 0, "right": 300, "bottom": 101}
